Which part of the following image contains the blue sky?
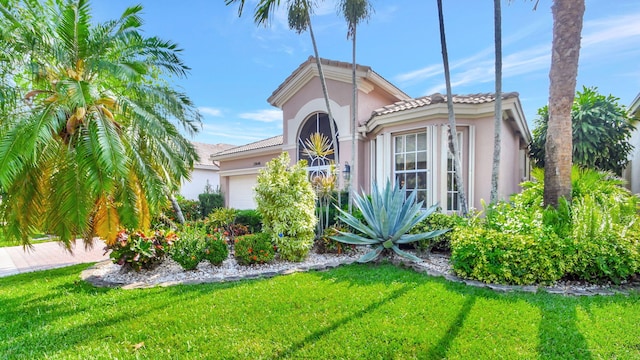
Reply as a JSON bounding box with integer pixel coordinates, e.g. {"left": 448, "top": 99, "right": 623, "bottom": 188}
{"left": 93, "top": 0, "right": 640, "bottom": 146}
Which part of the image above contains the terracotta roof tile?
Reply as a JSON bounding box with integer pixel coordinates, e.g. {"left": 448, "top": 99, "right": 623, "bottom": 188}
{"left": 212, "top": 135, "right": 283, "bottom": 157}
{"left": 370, "top": 92, "right": 519, "bottom": 118}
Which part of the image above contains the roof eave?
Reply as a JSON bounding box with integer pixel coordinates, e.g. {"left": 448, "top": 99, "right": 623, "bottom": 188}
{"left": 211, "top": 144, "right": 283, "bottom": 161}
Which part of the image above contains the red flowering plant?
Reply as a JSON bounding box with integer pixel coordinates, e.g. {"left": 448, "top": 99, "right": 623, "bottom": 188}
{"left": 202, "top": 229, "right": 229, "bottom": 266}
{"left": 107, "top": 230, "right": 176, "bottom": 271}
{"left": 234, "top": 232, "right": 275, "bottom": 265}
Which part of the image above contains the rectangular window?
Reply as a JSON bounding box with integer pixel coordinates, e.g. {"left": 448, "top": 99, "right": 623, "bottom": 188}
{"left": 394, "top": 131, "right": 428, "bottom": 206}
{"left": 446, "top": 132, "right": 463, "bottom": 212}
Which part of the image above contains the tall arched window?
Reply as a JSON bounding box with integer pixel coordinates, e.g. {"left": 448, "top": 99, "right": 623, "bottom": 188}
{"left": 298, "top": 112, "right": 339, "bottom": 174}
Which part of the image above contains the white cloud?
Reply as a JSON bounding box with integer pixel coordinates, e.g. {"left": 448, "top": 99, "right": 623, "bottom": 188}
{"left": 238, "top": 109, "right": 283, "bottom": 123}
{"left": 582, "top": 12, "right": 640, "bottom": 48}
{"left": 198, "top": 107, "right": 223, "bottom": 117}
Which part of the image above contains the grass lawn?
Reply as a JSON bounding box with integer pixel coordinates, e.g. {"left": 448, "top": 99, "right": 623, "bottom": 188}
{"left": 0, "top": 229, "right": 56, "bottom": 248}
{"left": 1, "top": 263, "right": 639, "bottom": 359}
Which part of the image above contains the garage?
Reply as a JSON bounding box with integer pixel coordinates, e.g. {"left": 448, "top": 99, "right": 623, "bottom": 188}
{"left": 228, "top": 174, "right": 258, "bottom": 209}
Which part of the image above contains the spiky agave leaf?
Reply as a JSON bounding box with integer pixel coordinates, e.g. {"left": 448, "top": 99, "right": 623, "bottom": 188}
{"left": 332, "top": 179, "right": 449, "bottom": 263}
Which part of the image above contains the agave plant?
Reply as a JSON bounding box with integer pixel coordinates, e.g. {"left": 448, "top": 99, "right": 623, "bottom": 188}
{"left": 331, "top": 180, "right": 449, "bottom": 263}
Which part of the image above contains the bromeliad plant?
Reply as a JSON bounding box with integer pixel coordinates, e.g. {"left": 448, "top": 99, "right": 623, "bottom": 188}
{"left": 332, "top": 180, "right": 449, "bottom": 263}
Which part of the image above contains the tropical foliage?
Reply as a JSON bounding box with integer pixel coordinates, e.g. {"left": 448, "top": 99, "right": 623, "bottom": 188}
{"left": 451, "top": 167, "right": 640, "bottom": 285}
{"left": 0, "top": 0, "right": 201, "bottom": 248}
{"left": 530, "top": 86, "right": 637, "bottom": 175}
{"left": 234, "top": 232, "right": 275, "bottom": 265}
{"left": 108, "top": 230, "right": 176, "bottom": 272}
{"left": 302, "top": 132, "right": 337, "bottom": 235}
{"left": 254, "top": 152, "right": 316, "bottom": 261}
{"left": 332, "top": 180, "right": 448, "bottom": 263}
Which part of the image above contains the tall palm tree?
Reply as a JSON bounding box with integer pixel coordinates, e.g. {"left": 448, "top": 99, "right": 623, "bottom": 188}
{"left": 338, "top": 0, "right": 373, "bottom": 213}
{"left": 544, "top": 0, "right": 585, "bottom": 207}
{"left": 0, "top": 0, "right": 201, "bottom": 247}
{"left": 436, "top": 0, "right": 468, "bottom": 216}
{"left": 226, "top": 0, "right": 340, "bottom": 167}
{"left": 490, "top": 0, "right": 502, "bottom": 204}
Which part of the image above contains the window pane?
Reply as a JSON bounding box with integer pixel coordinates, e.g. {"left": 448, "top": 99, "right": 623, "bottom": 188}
{"left": 417, "top": 172, "right": 427, "bottom": 189}
{"left": 396, "top": 173, "right": 406, "bottom": 189}
{"left": 417, "top": 132, "right": 427, "bottom": 151}
{"left": 405, "top": 173, "right": 416, "bottom": 189}
{"left": 406, "top": 134, "right": 416, "bottom": 152}
{"left": 416, "top": 151, "right": 427, "bottom": 170}
{"left": 395, "top": 154, "right": 404, "bottom": 171}
{"left": 405, "top": 153, "right": 416, "bottom": 170}
{"left": 417, "top": 190, "right": 427, "bottom": 204}
{"left": 395, "top": 136, "right": 403, "bottom": 154}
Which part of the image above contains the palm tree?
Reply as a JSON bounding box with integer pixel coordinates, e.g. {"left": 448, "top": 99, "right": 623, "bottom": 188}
{"left": 490, "top": 0, "right": 502, "bottom": 204}
{"left": 0, "top": 0, "right": 201, "bottom": 248}
{"left": 544, "top": 0, "right": 585, "bottom": 207}
{"left": 338, "top": 0, "right": 373, "bottom": 214}
{"left": 225, "top": 0, "right": 341, "bottom": 167}
{"left": 436, "top": 0, "right": 468, "bottom": 216}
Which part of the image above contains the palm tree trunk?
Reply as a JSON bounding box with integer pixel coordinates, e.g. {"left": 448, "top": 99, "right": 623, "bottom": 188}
{"left": 490, "top": 0, "right": 502, "bottom": 204}
{"left": 349, "top": 26, "right": 357, "bottom": 214}
{"left": 170, "top": 194, "right": 186, "bottom": 224}
{"left": 544, "top": 0, "right": 585, "bottom": 207}
{"left": 307, "top": 20, "right": 340, "bottom": 167}
{"left": 437, "top": 0, "right": 468, "bottom": 216}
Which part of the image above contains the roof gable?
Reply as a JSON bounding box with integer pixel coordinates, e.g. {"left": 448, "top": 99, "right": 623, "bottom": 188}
{"left": 267, "top": 56, "right": 410, "bottom": 108}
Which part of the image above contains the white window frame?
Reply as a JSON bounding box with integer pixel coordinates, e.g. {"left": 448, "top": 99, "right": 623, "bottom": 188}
{"left": 439, "top": 125, "right": 475, "bottom": 213}
{"left": 392, "top": 128, "right": 432, "bottom": 208}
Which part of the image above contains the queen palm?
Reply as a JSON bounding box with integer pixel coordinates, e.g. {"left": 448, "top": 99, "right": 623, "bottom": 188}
{"left": 436, "top": 0, "right": 468, "bottom": 215}
{"left": 490, "top": 0, "right": 502, "bottom": 204}
{"left": 0, "top": 0, "right": 201, "bottom": 247}
{"left": 339, "top": 0, "right": 373, "bottom": 213}
{"left": 544, "top": 0, "right": 585, "bottom": 207}
{"left": 226, "top": 0, "right": 340, "bottom": 167}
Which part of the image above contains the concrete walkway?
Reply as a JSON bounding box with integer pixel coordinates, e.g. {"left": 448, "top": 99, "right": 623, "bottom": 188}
{"left": 0, "top": 240, "right": 109, "bottom": 278}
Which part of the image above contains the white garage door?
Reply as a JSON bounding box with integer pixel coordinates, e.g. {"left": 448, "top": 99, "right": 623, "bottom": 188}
{"left": 228, "top": 174, "right": 258, "bottom": 209}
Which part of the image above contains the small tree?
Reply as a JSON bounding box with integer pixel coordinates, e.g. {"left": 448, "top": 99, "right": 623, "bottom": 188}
{"left": 530, "top": 87, "right": 637, "bottom": 175}
{"left": 254, "top": 152, "right": 317, "bottom": 261}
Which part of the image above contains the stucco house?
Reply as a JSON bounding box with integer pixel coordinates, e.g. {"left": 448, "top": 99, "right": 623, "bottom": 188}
{"left": 212, "top": 57, "right": 531, "bottom": 211}
{"left": 623, "top": 93, "right": 640, "bottom": 193}
{"left": 180, "top": 142, "right": 234, "bottom": 200}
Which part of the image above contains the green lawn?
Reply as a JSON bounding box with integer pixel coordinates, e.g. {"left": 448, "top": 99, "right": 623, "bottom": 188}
{"left": 1, "top": 263, "right": 639, "bottom": 359}
{"left": 0, "top": 229, "right": 56, "bottom": 248}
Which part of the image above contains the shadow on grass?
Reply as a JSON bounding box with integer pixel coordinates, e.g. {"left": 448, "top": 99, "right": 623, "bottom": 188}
{"left": 275, "top": 285, "right": 412, "bottom": 359}
{"left": 438, "top": 274, "right": 596, "bottom": 359}
{"left": 425, "top": 295, "right": 476, "bottom": 359}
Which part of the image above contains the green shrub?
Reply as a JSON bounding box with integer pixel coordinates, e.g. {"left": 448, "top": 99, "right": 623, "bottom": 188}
{"left": 254, "top": 152, "right": 316, "bottom": 262}
{"left": 202, "top": 230, "right": 229, "bottom": 266}
{"left": 569, "top": 194, "right": 640, "bottom": 283}
{"left": 108, "top": 230, "right": 175, "bottom": 271}
{"left": 411, "top": 212, "right": 462, "bottom": 253}
{"left": 236, "top": 209, "right": 262, "bottom": 233}
{"left": 451, "top": 225, "right": 573, "bottom": 285}
{"left": 207, "top": 207, "right": 237, "bottom": 228}
{"left": 199, "top": 190, "right": 224, "bottom": 218}
{"left": 171, "top": 196, "right": 201, "bottom": 221}
{"left": 234, "top": 233, "right": 275, "bottom": 265}
{"left": 450, "top": 167, "right": 640, "bottom": 285}
{"left": 171, "top": 224, "right": 206, "bottom": 270}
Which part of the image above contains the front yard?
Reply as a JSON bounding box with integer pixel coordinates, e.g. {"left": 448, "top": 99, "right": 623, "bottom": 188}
{"left": 1, "top": 263, "right": 638, "bottom": 359}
